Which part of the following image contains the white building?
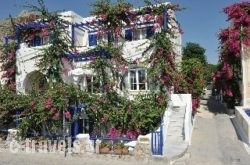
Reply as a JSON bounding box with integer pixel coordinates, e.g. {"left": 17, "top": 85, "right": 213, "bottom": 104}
{"left": 9, "top": 3, "right": 182, "bottom": 96}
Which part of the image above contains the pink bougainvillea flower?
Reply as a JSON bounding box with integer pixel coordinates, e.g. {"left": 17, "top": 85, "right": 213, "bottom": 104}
{"left": 40, "top": 28, "right": 49, "bottom": 37}
{"left": 7, "top": 52, "right": 15, "bottom": 60}
{"left": 27, "top": 34, "right": 35, "bottom": 41}
{"left": 8, "top": 81, "right": 16, "bottom": 91}
{"left": 120, "top": 64, "right": 128, "bottom": 73}
{"left": 44, "top": 98, "right": 53, "bottom": 109}
{"left": 52, "top": 112, "right": 60, "bottom": 120}
{"left": 62, "top": 68, "right": 70, "bottom": 76}
{"left": 49, "top": 107, "right": 57, "bottom": 114}
{"left": 104, "top": 83, "right": 111, "bottom": 90}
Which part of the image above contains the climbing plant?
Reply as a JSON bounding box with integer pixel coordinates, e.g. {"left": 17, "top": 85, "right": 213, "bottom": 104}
{"left": 214, "top": 2, "right": 250, "bottom": 108}
{"left": 0, "top": 0, "right": 190, "bottom": 139}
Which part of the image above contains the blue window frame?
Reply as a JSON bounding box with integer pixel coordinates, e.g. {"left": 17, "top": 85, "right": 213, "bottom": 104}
{"left": 125, "top": 29, "right": 133, "bottom": 41}
{"left": 107, "top": 32, "right": 113, "bottom": 42}
{"left": 146, "top": 26, "right": 154, "bottom": 38}
{"left": 88, "top": 34, "right": 97, "bottom": 46}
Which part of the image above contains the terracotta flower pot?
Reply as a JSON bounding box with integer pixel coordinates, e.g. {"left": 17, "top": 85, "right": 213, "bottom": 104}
{"left": 114, "top": 148, "right": 122, "bottom": 155}
{"left": 114, "top": 147, "right": 129, "bottom": 155}
{"left": 99, "top": 147, "right": 110, "bottom": 154}
{"left": 122, "top": 148, "right": 129, "bottom": 155}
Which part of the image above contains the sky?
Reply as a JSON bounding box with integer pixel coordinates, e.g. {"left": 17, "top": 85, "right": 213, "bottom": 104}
{"left": 0, "top": 0, "right": 246, "bottom": 64}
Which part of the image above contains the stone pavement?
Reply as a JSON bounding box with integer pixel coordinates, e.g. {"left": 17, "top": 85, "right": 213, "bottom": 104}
{"left": 172, "top": 95, "right": 250, "bottom": 165}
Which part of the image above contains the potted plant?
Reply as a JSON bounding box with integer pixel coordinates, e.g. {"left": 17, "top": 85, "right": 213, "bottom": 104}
{"left": 99, "top": 141, "right": 110, "bottom": 154}
{"left": 113, "top": 141, "right": 129, "bottom": 155}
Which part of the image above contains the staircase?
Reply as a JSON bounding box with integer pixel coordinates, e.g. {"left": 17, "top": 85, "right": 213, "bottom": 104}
{"left": 164, "top": 105, "right": 189, "bottom": 159}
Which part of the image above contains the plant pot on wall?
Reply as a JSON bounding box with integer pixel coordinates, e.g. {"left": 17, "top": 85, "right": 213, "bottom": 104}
{"left": 99, "top": 146, "right": 110, "bottom": 154}
{"left": 122, "top": 147, "right": 129, "bottom": 155}
{"left": 114, "top": 147, "right": 129, "bottom": 155}
{"left": 99, "top": 140, "right": 111, "bottom": 154}
{"left": 114, "top": 148, "right": 123, "bottom": 155}
{"left": 113, "top": 141, "right": 129, "bottom": 155}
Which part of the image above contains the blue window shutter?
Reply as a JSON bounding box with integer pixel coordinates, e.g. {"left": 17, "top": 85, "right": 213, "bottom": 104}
{"left": 107, "top": 32, "right": 113, "bottom": 42}
{"left": 146, "top": 26, "right": 154, "bottom": 38}
{"left": 88, "top": 34, "right": 97, "bottom": 46}
{"left": 163, "top": 8, "right": 168, "bottom": 29}
{"left": 34, "top": 36, "right": 41, "bottom": 46}
{"left": 125, "top": 29, "right": 133, "bottom": 41}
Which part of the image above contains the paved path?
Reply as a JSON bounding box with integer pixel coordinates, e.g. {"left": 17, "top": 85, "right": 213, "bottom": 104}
{"left": 173, "top": 96, "right": 250, "bottom": 165}
{"left": 0, "top": 151, "right": 143, "bottom": 165}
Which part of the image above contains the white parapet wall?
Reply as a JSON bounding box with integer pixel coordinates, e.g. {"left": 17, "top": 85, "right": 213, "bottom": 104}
{"left": 171, "top": 94, "right": 193, "bottom": 144}
{"left": 235, "top": 106, "right": 250, "bottom": 144}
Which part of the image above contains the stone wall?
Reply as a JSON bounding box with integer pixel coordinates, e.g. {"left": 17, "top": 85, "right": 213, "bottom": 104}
{"left": 242, "top": 45, "right": 250, "bottom": 106}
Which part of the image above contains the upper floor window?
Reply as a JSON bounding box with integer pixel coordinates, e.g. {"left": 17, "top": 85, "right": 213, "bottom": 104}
{"left": 25, "top": 35, "right": 51, "bottom": 47}
{"left": 125, "top": 26, "right": 155, "bottom": 41}
{"left": 88, "top": 34, "right": 97, "bottom": 46}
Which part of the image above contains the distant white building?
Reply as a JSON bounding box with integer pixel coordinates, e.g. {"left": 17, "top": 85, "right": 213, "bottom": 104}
{"left": 4, "top": 2, "right": 182, "bottom": 97}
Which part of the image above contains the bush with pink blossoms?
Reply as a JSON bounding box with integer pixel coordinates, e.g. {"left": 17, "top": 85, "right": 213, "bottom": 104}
{"left": 214, "top": 2, "right": 250, "bottom": 108}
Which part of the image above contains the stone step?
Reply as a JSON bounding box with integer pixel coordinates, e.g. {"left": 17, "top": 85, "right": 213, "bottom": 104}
{"left": 168, "top": 124, "right": 183, "bottom": 129}
{"left": 171, "top": 111, "right": 185, "bottom": 115}
{"left": 167, "top": 127, "right": 183, "bottom": 132}
{"left": 165, "top": 134, "right": 184, "bottom": 142}
{"left": 167, "top": 131, "right": 183, "bottom": 137}
{"left": 170, "top": 115, "right": 185, "bottom": 119}
{"left": 172, "top": 109, "right": 185, "bottom": 113}
{"left": 169, "top": 119, "right": 184, "bottom": 124}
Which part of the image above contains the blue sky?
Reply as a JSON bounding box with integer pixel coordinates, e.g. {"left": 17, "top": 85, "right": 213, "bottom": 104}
{"left": 0, "top": 0, "right": 245, "bottom": 64}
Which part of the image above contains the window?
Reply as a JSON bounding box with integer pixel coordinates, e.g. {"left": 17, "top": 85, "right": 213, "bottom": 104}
{"left": 33, "top": 36, "right": 41, "bottom": 46}
{"left": 128, "top": 68, "right": 147, "bottom": 91}
{"left": 42, "top": 36, "right": 50, "bottom": 45}
{"left": 88, "top": 34, "right": 97, "bottom": 46}
{"left": 74, "top": 30, "right": 85, "bottom": 47}
{"left": 86, "top": 76, "right": 99, "bottom": 93}
{"left": 133, "top": 29, "right": 140, "bottom": 40}
{"left": 125, "top": 29, "right": 133, "bottom": 41}
{"left": 146, "top": 26, "right": 154, "bottom": 38}
{"left": 125, "top": 26, "right": 155, "bottom": 41}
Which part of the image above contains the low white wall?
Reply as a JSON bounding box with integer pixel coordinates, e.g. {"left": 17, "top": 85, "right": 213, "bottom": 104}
{"left": 162, "top": 101, "right": 173, "bottom": 146}
{"left": 235, "top": 106, "right": 250, "bottom": 144}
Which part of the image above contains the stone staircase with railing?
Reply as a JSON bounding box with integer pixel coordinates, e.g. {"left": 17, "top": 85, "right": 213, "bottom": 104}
{"left": 164, "top": 105, "right": 189, "bottom": 159}
{"left": 162, "top": 94, "right": 193, "bottom": 160}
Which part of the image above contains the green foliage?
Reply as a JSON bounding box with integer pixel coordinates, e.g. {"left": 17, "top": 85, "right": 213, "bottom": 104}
{"left": 182, "top": 42, "right": 207, "bottom": 64}
{"left": 113, "top": 141, "right": 127, "bottom": 149}
{"left": 86, "top": 0, "right": 178, "bottom": 136}
{"left": 179, "top": 58, "right": 206, "bottom": 97}
{"left": 204, "top": 63, "right": 217, "bottom": 83}
{"left": 21, "top": 0, "right": 73, "bottom": 83}
{"left": 1, "top": 0, "right": 183, "bottom": 139}
{"left": 86, "top": 90, "right": 168, "bottom": 136}
{"left": 0, "top": 82, "right": 91, "bottom": 138}
{"left": 100, "top": 140, "right": 111, "bottom": 148}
